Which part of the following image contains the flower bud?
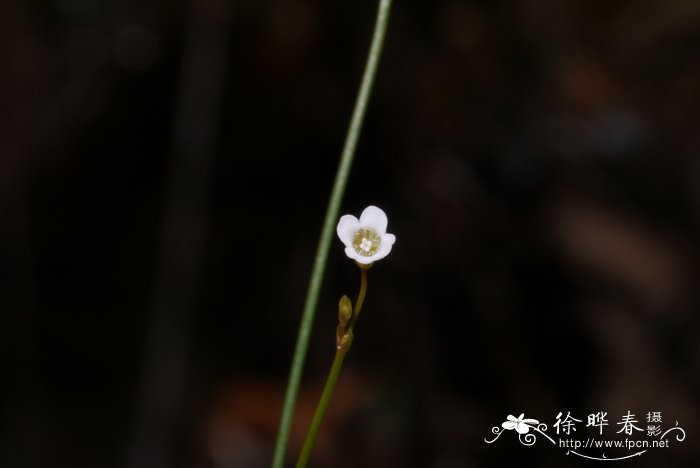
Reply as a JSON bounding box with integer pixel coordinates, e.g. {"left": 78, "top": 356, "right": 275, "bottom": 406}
{"left": 338, "top": 330, "right": 354, "bottom": 351}
{"left": 338, "top": 295, "right": 352, "bottom": 326}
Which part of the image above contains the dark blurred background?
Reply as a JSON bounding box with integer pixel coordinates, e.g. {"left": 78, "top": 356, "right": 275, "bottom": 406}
{"left": 2, "top": 0, "right": 700, "bottom": 467}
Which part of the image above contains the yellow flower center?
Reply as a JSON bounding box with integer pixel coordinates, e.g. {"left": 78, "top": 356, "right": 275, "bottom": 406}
{"left": 352, "top": 228, "right": 381, "bottom": 257}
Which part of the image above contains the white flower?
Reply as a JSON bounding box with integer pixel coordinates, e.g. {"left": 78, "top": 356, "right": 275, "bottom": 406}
{"left": 336, "top": 205, "right": 396, "bottom": 265}
{"left": 502, "top": 414, "right": 539, "bottom": 434}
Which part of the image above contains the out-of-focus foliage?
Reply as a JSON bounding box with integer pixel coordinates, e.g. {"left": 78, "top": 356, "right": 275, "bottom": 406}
{"left": 2, "top": 1, "right": 699, "bottom": 467}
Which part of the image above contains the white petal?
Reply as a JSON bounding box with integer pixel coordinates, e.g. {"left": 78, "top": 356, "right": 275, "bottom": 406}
{"left": 522, "top": 418, "right": 539, "bottom": 426}
{"left": 502, "top": 422, "right": 517, "bottom": 430}
{"left": 516, "top": 423, "right": 530, "bottom": 434}
{"left": 359, "top": 205, "right": 388, "bottom": 235}
{"left": 336, "top": 214, "right": 360, "bottom": 246}
{"left": 345, "top": 247, "right": 375, "bottom": 265}
{"left": 506, "top": 415, "right": 518, "bottom": 422}
{"left": 382, "top": 233, "right": 396, "bottom": 246}
{"left": 367, "top": 236, "right": 394, "bottom": 262}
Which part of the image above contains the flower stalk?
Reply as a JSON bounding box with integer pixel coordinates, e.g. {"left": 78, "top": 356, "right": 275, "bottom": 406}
{"left": 295, "top": 268, "right": 368, "bottom": 468}
{"left": 270, "top": 1, "right": 393, "bottom": 467}
{"left": 294, "top": 204, "right": 392, "bottom": 465}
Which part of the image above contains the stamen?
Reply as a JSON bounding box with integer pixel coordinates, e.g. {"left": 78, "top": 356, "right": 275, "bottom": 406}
{"left": 352, "top": 228, "right": 381, "bottom": 257}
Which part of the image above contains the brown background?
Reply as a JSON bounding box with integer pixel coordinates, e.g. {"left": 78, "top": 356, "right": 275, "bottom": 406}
{"left": 2, "top": 0, "right": 699, "bottom": 467}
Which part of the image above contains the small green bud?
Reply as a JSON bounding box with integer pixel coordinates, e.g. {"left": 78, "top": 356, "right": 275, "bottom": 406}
{"left": 338, "top": 330, "right": 354, "bottom": 351}
{"left": 338, "top": 295, "right": 352, "bottom": 326}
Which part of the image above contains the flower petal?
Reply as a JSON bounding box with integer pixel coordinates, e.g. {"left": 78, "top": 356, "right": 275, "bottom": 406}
{"left": 515, "top": 423, "right": 530, "bottom": 434}
{"left": 522, "top": 418, "right": 539, "bottom": 426}
{"left": 359, "top": 205, "right": 388, "bottom": 235}
{"left": 336, "top": 214, "right": 360, "bottom": 246}
{"left": 364, "top": 235, "right": 394, "bottom": 262}
{"left": 506, "top": 415, "right": 518, "bottom": 422}
{"left": 344, "top": 247, "right": 375, "bottom": 265}
{"left": 502, "top": 421, "right": 517, "bottom": 430}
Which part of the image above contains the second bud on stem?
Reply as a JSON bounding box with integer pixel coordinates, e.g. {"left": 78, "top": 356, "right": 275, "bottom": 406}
{"left": 336, "top": 295, "right": 353, "bottom": 349}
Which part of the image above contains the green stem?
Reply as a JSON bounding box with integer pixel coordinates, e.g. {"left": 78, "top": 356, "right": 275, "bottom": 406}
{"left": 271, "top": 1, "right": 393, "bottom": 467}
{"left": 347, "top": 268, "right": 368, "bottom": 334}
{"left": 294, "top": 349, "right": 346, "bottom": 468}
{"left": 295, "top": 268, "right": 369, "bottom": 468}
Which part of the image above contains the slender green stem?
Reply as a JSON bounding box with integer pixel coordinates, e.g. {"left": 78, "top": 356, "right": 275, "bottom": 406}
{"left": 348, "top": 268, "right": 368, "bottom": 333}
{"left": 271, "top": 2, "right": 393, "bottom": 467}
{"left": 295, "top": 268, "right": 369, "bottom": 468}
{"left": 294, "top": 349, "right": 346, "bottom": 468}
